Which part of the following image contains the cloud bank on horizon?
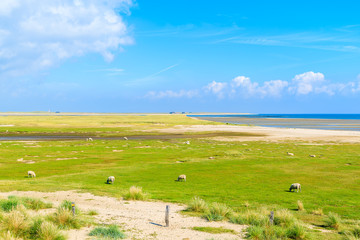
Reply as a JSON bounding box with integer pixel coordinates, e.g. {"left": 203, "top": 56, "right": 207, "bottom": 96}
{"left": 0, "top": 0, "right": 133, "bottom": 79}
{"left": 146, "top": 71, "right": 360, "bottom": 99}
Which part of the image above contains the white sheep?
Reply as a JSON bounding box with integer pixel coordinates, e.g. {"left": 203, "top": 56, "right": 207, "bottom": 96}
{"left": 289, "top": 183, "right": 301, "bottom": 192}
{"left": 86, "top": 137, "right": 93, "bottom": 141}
{"left": 287, "top": 152, "right": 294, "bottom": 156}
{"left": 185, "top": 141, "right": 190, "bottom": 145}
{"left": 177, "top": 174, "right": 186, "bottom": 182}
{"left": 107, "top": 176, "right": 115, "bottom": 184}
{"left": 123, "top": 137, "right": 128, "bottom": 140}
{"left": 309, "top": 155, "right": 316, "bottom": 158}
{"left": 28, "top": 171, "right": 36, "bottom": 178}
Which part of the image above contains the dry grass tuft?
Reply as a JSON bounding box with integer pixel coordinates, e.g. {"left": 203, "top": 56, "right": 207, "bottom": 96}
{"left": 123, "top": 186, "right": 148, "bottom": 200}
{"left": 38, "top": 221, "right": 65, "bottom": 240}
{"left": 187, "top": 196, "right": 208, "bottom": 213}
{"left": 297, "top": 200, "right": 305, "bottom": 211}
{"left": 311, "top": 208, "right": 324, "bottom": 216}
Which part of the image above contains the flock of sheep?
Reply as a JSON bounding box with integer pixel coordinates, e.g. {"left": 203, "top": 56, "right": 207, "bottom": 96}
{"left": 26, "top": 142, "right": 304, "bottom": 193}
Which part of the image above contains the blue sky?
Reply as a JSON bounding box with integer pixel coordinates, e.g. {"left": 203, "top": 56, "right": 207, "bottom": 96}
{"left": 1, "top": 0, "right": 360, "bottom": 113}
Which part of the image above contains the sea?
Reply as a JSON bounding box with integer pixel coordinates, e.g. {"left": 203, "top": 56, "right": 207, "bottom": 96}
{"left": 187, "top": 114, "right": 360, "bottom": 131}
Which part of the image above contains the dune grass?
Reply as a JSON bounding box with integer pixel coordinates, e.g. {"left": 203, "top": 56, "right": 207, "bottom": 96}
{"left": 0, "top": 197, "right": 91, "bottom": 240}
{"left": 192, "top": 226, "right": 236, "bottom": 234}
{"left": 89, "top": 225, "right": 126, "bottom": 239}
{"left": 123, "top": 186, "right": 148, "bottom": 200}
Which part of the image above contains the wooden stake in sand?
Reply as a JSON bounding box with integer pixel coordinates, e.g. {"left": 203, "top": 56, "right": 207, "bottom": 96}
{"left": 72, "top": 202, "right": 76, "bottom": 216}
{"left": 269, "top": 211, "right": 274, "bottom": 225}
{"left": 165, "top": 205, "right": 170, "bottom": 227}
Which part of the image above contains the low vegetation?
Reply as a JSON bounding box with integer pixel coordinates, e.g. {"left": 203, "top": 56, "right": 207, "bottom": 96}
{"left": 0, "top": 114, "right": 359, "bottom": 239}
{"left": 0, "top": 197, "right": 91, "bottom": 240}
{"left": 89, "top": 225, "right": 126, "bottom": 239}
{"left": 191, "top": 226, "right": 236, "bottom": 234}
{"left": 0, "top": 196, "right": 52, "bottom": 212}
{"left": 123, "top": 186, "right": 148, "bottom": 200}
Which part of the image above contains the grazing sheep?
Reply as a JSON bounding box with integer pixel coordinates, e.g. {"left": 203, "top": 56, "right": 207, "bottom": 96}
{"left": 107, "top": 176, "right": 115, "bottom": 184}
{"left": 28, "top": 171, "right": 36, "bottom": 178}
{"left": 209, "top": 157, "right": 215, "bottom": 159}
{"left": 86, "top": 137, "right": 93, "bottom": 141}
{"left": 287, "top": 152, "right": 294, "bottom": 156}
{"left": 123, "top": 137, "right": 128, "bottom": 140}
{"left": 185, "top": 141, "right": 190, "bottom": 145}
{"left": 177, "top": 174, "right": 186, "bottom": 182}
{"left": 309, "top": 155, "right": 316, "bottom": 157}
{"left": 289, "top": 183, "right": 301, "bottom": 192}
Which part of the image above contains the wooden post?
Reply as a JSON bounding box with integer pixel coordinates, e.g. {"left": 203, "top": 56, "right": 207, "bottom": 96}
{"left": 71, "top": 202, "right": 75, "bottom": 216}
{"left": 269, "top": 211, "right": 274, "bottom": 225}
{"left": 165, "top": 205, "right": 170, "bottom": 227}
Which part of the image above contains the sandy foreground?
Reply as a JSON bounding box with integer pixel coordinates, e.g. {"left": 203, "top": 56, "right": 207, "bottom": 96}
{"left": 0, "top": 191, "right": 245, "bottom": 240}
{"left": 153, "top": 124, "right": 360, "bottom": 143}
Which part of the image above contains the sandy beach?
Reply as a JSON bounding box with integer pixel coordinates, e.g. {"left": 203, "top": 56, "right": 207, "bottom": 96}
{"left": 153, "top": 124, "right": 360, "bottom": 143}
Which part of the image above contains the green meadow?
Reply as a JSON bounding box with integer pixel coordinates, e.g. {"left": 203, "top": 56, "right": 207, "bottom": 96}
{"left": 0, "top": 114, "right": 359, "bottom": 239}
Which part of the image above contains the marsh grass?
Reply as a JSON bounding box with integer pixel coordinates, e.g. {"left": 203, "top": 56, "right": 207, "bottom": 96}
{"left": 204, "top": 202, "right": 233, "bottom": 221}
{"left": 0, "top": 231, "right": 23, "bottom": 240}
{"left": 49, "top": 208, "right": 82, "bottom": 229}
{"left": 286, "top": 223, "right": 307, "bottom": 239}
{"left": 274, "top": 209, "right": 297, "bottom": 227}
{"left": 192, "top": 226, "right": 236, "bottom": 234}
{"left": 0, "top": 196, "right": 52, "bottom": 212}
{"left": 21, "top": 197, "right": 52, "bottom": 210}
{"left": 187, "top": 196, "right": 208, "bottom": 213}
{"left": 230, "top": 210, "right": 269, "bottom": 226}
{"left": 343, "top": 226, "right": 360, "bottom": 240}
{"left": 0, "top": 197, "right": 20, "bottom": 212}
{"left": 89, "top": 225, "right": 126, "bottom": 239}
{"left": 297, "top": 200, "right": 305, "bottom": 211}
{"left": 311, "top": 208, "right": 324, "bottom": 216}
{"left": 38, "top": 221, "right": 65, "bottom": 240}
{"left": 2, "top": 209, "right": 29, "bottom": 236}
{"left": 325, "top": 212, "right": 342, "bottom": 230}
{"left": 123, "top": 186, "right": 148, "bottom": 200}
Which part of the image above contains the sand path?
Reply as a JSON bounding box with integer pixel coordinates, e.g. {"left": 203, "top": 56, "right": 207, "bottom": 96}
{"left": 0, "top": 191, "right": 245, "bottom": 240}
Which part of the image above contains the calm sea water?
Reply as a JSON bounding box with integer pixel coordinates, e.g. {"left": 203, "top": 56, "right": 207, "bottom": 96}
{"left": 188, "top": 114, "right": 360, "bottom": 131}
{"left": 188, "top": 114, "right": 360, "bottom": 120}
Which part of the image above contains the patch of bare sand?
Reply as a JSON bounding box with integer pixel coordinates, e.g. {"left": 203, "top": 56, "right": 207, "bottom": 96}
{"left": 0, "top": 191, "right": 245, "bottom": 240}
{"left": 151, "top": 125, "right": 360, "bottom": 143}
{"left": 56, "top": 157, "right": 78, "bottom": 161}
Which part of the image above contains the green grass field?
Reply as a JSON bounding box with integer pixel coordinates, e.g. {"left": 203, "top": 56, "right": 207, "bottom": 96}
{"left": 0, "top": 114, "right": 359, "bottom": 239}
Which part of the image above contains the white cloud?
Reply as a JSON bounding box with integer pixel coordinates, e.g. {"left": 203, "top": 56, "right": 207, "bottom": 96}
{"left": 146, "top": 72, "right": 360, "bottom": 100}
{"left": 0, "top": 0, "right": 133, "bottom": 78}
{"left": 146, "top": 90, "right": 198, "bottom": 99}
{"left": 0, "top": 0, "right": 19, "bottom": 16}
{"left": 261, "top": 80, "right": 289, "bottom": 97}
{"left": 205, "top": 81, "right": 227, "bottom": 98}
{"left": 230, "top": 76, "right": 288, "bottom": 98}
{"left": 290, "top": 71, "right": 325, "bottom": 95}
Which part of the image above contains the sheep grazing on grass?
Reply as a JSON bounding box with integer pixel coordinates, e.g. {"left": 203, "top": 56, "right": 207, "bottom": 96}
{"left": 107, "top": 176, "right": 115, "bottom": 184}
{"left": 86, "top": 137, "right": 93, "bottom": 141}
{"left": 28, "top": 171, "right": 36, "bottom": 178}
{"left": 289, "top": 183, "right": 301, "bottom": 192}
{"left": 309, "top": 155, "right": 316, "bottom": 158}
{"left": 177, "top": 174, "right": 186, "bottom": 182}
{"left": 287, "top": 152, "right": 294, "bottom": 156}
{"left": 123, "top": 137, "right": 128, "bottom": 140}
{"left": 185, "top": 141, "right": 190, "bottom": 145}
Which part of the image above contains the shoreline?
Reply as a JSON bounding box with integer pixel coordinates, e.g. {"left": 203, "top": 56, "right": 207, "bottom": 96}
{"left": 153, "top": 124, "right": 360, "bottom": 143}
